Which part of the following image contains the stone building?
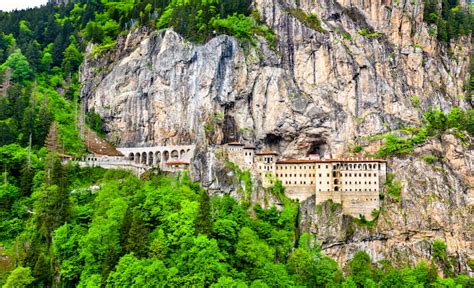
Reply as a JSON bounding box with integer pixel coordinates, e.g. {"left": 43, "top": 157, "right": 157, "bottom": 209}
{"left": 225, "top": 143, "right": 387, "bottom": 218}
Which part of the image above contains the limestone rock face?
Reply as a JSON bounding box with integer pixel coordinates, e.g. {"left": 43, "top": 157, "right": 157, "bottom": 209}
{"left": 80, "top": 0, "right": 473, "bottom": 273}
{"left": 302, "top": 134, "right": 473, "bottom": 274}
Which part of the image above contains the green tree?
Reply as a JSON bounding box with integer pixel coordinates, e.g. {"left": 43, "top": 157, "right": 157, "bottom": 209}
{"left": 2, "top": 49, "right": 33, "bottom": 82}
{"left": 348, "top": 251, "right": 374, "bottom": 287}
{"left": 2, "top": 266, "right": 34, "bottom": 288}
{"left": 106, "top": 254, "right": 170, "bottom": 287}
{"left": 173, "top": 235, "right": 228, "bottom": 286}
{"left": 196, "top": 189, "right": 212, "bottom": 235}
{"left": 62, "top": 41, "right": 83, "bottom": 76}
{"left": 235, "top": 227, "right": 274, "bottom": 270}
{"left": 124, "top": 212, "right": 150, "bottom": 257}
{"left": 287, "top": 233, "right": 341, "bottom": 287}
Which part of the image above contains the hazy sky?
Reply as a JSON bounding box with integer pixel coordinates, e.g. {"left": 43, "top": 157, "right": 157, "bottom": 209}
{"left": 0, "top": 0, "right": 49, "bottom": 12}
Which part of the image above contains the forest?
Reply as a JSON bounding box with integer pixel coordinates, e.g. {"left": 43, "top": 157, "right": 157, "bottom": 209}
{"left": 0, "top": 0, "right": 473, "bottom": 287}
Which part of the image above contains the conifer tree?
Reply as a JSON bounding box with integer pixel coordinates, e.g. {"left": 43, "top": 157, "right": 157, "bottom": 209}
{"left": 44, "top": 122, "right": 60, "bottom": 152}
{"left": 195, "top": 189, "right": 212, "bottom": 235}
{"left": 125, "top": 213, "right": 149, "bottom": 257}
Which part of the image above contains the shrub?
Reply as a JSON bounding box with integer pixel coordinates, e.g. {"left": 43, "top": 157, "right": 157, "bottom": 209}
{"left": 384, "top": 173, "right": 401, "bottom": 201}
{"left": 285, "top": 8, "right": 325, "bottom": 33}
{"left": 358, "top": 28, "right": 383, "bottom": 39}
{"left": 352, "top": 145, "right": 363, "bottom": 153}
{"left": 420, "top": 155, "right": 438, "bottom": 164}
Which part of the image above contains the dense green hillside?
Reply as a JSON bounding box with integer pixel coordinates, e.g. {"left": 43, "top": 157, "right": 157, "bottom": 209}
{"left": 0, "top": 0, "right": 473, "bottom": 287}
{"left": 2, "top": 165, "right": 472, "bottom": 287}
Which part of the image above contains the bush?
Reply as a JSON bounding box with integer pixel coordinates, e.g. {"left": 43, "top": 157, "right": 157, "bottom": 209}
{"left": 420, "top": 155, "right": 438, "bottom": 164}
{"left": 384, "top": 173, "right": 401, "bottom": 201}
{"left": 352, "top": 144, "right": 363, "bottom": 153}
{"left": 285, "top": 8, "right": 325, "bottom": 33}
{"left": 358, "top": 28, "right": 383, "bottom": 39}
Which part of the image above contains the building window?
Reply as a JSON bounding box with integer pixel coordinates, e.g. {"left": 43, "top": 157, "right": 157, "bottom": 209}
{"left": 326, "top": 165, "right": 328, "bottom": 168}
{"left": 318, "top": 173, "right": 321, "bottom": 177}
{"left": 318, "top": 165, "right": 320, "bottom": 168}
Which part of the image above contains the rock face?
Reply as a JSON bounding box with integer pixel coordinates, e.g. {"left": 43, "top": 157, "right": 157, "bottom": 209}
{"left": 80, "top": 0, "right": 473, "bottom": 273}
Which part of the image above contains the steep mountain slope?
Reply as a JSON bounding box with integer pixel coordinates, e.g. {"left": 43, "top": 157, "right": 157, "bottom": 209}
{"left": 80, "top": 0, "right": 473, "bottom": 273}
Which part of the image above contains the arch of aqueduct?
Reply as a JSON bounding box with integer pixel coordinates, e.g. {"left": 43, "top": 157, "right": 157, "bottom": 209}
{"left": 116, "top": 145, "right": 195, "bottom": 166}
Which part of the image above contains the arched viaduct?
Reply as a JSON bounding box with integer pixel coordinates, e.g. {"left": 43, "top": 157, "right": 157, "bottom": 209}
{"left": 116, "top": 145, "right": 195, "bottom": 166}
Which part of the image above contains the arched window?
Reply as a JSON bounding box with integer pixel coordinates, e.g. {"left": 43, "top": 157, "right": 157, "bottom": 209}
{"left": 141, "top": 152, "right": 147, "bottom": 164}
{"left": 148, "top": 152, "right": 154, "bottom": 166}
{"left": 171, "top": 150, "right": 179, "bottom": 159}
{"left": 129, "top": 153, "right": 134, "bottom": 161}
{"left": 156, "top": 151, "right": 161, "bottom": 163}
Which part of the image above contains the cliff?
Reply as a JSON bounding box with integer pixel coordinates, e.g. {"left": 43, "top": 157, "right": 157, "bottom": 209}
{"left": 80, "top": 0, "right": 473, "bottom": 273}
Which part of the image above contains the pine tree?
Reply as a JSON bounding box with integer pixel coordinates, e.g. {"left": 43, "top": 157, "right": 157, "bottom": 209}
{"left": 125, "top": 214, "right": 149, "bottom": 257}
{"left": 19, "top": 163, "right": 34, "bottom": 196}
{"left": 45, "top": 122, "right": 60, "bottom": 152}
{"left": 195, "top": 189, "right": 212, "bottom": 235}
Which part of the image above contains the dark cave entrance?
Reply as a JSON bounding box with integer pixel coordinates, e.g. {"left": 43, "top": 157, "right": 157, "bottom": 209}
{"left": 263, "top": 133, "right": 283, "bottom": 152}
{"left": 306, "top": 139, "right": 328, "bottom": 158}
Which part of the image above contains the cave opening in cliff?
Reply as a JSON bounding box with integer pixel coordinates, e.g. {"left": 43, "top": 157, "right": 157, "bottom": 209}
{"left": 307, "top": 140, "right": 328, "bottom": 158}
{"left": 222, "top": 114, "right": 237, "bottom": 143}
{"left": 263, "top": 133, "right": 283, "bottom": 152}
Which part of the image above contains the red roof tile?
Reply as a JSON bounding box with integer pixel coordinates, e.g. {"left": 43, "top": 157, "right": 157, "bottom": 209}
{"left": 276, "top": 159, "right": 319, "bottom": 164}
{"left": 276, "top": 157, "right": 386, "bottom": 164}
{"left": 256, "top": 150, "right": 278, "bottom": 155}
{"left": 164, "top": 161, "right": 190, "bottom": 165}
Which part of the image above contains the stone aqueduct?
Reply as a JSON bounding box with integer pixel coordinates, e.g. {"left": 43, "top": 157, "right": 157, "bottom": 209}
{"left": 116, "top": 145, "right": 196, "bottom": 166}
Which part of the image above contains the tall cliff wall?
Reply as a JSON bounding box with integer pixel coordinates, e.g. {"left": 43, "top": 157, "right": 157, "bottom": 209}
{"left": 80, "top": 0, "right": 473, "bottom": 273}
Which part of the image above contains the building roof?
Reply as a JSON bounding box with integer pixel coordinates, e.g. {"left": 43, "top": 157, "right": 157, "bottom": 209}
{"left": 276, "top": 157, "right": 386, "bottom": 164}
{"left": 256, "top": 150, "right": 278, "bottom": 155}
{"left": 243, "top": 145, "right": 256, "bottom": 149}
{"left": 276, "top": 159, "right": 320, "bottom": 164}
{"left": 164, "top": 161, "right": 190, "bottom": 165}
{"left": 58, "top": 153, "right": 74, "bottom": 159}
{"left": 226, "top": 142, "right": 245, "bottom": 146}
{"left": 335, "top": 157, "right": 386, "bottom": 163}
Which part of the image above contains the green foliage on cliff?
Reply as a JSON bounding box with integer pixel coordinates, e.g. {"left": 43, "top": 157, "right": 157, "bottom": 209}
{"left": 375, "top": 108, "right": 474, "bottom": 158}
{"left": 285, "top": 7, "right": 325, "bottom": 33}
{"left": 384, "top": 173, "right": 402, "bottom": 201}
{"left": 423, "top": 0, "right": 473, "bottom": 42}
